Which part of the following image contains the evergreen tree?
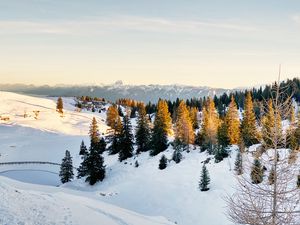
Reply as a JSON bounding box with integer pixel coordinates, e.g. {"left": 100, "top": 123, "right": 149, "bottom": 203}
{"left": 85, "top": 144, "right": 106, "bottom": 185}
{"left": 79, "top": 140, "right": 88, "bottom": 156}
{"left": 77, "top": 155, "right": 88, "bottom": 178}
{"left": 297, "top": 174, "right": 300, "bottom": 188}
{"left": 234, "top": 151, "right": 243, "bottom": 175}
{"left": 172, "top": 148, "right": 182, "bottom": 164}
{"left": 150, "top": 100, "right": 172, "bottom": 156}
{"left": 199, "top": 164, "right": 210, "bottom": 191}
{"left": 59, "top": 150, "right": 74, "bottom": 184}
{"left": 214, "top": 145, "right": 229, "bottom": 163}
{"left": 96, "top": 137, "right": 106, "bottom": 154}
{"left": 251, "top": 158, "right": 263, "bottom": 184}
{"left": 201, "top": 97, "right": 220, "bottom": 152}
{"left": 78, "top": 118, "right": 106, "bottom": 185}
{"left": 118, "top": 115, "right": 134, "bottom": 161}
{"left": 159, "top": 154, "right": 167, "bottom": 170}
{"left": 241, "top": 92, "right": 259, "bottom": 147}
{"left": 268, "top": 166, "right": 275, "bottom": 185}
{"left": 226, "top": 96, "right": 240, "bottom": 144}
{"left": 175, "top": 101, "right": 195, "bottom": 147}
{"left": 135, "top": 104, "right": 151, "bottom": 153}
{"left": 217, "top": 120, "right": 230, "bottom": 148}
{"left": 56, "top": 97, "right": 64, "bottom": 114}
{"left": 130, "top": 107, "right": 137, "bottom": 118}
{"left": 135, "top": 160, "right": 139, "bottom": 168}
{"left": 118, "top": 106, "right": 124, "bottom": 117}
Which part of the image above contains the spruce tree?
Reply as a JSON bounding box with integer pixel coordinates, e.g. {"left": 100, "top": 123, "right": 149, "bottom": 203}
{"left": 241, "top": 92, "right": 259, "bottom": 147}
{"left": 234, "top": 151, "right": 243, "bottom": 175}
{"left": 214, "top": 145, "right": 228, "bottom": 163}
{"left": 118, "top": 115, "right": 134, "bottom": 161}
{"left": 135, "top": 104, "right": 151, "bottom": 153}
{"left": 59, "top": 150, "right": 74, "bottom": 184}
{"left": 159, "top": 154, "right": 167, "bottom": 170}
{"left": 56, "top": 97, "right": 64, "bottom": 114}
{"left": 150, "top": 100, "right": 172, "bottom": 156}
{"left": 251, "top": 158, "right": 263, "bottom": 184}
{"left": 79, "top": 140, "right": 88, "bottom": 156}
{"left": 226, "top": 96, "right": 240, "bottom": 145}
{"left": 85, "top": 144, "right": 106, "bottom": 185}
{"left": 77, "top": 155, "right": 88, "bottom": 178}
{"left": 172, "top": 148, "right": 182, "bottom": 164}
{"left": 77, "top": 141, "right": 89, "bottom": 178}
{"left": 217, "top": 120, "right": 230, "bottom": 148}
{"left": 297, "top": 174, "right": 300, "bottom": 188}
{"left": 199, "top": 164, "right": 210, "bottom": 191}
{"left": 118, "top": 106, "right": 124, "bottom": 117}
{"left": 78, "top": 118, "right": 106, "bottom": 185}
{"left": 96, "top": 137, "right": 107, "bottom": 154}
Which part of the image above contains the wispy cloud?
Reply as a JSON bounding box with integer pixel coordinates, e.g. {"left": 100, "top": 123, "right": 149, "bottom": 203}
{"left": 0, "top": 16, "right": 257, "bottom": 35}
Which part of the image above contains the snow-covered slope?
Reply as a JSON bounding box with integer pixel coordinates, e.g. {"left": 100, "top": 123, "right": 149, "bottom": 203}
{"left": 0, "top": 176, "right": 174, "bottom": 225}
{"left": 0, "top": 91, "right": 108, "bottom": 135}
{"left": 0, "top": 91, "right": 237, "bottom": 225}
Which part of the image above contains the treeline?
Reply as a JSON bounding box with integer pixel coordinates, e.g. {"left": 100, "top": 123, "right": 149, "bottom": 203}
{"left": 144, "top": 78, "right": 300, "bottom": 118}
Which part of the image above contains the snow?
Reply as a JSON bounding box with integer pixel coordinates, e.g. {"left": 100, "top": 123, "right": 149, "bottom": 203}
{"left": 0, "top": 91, "right": 239, "bottom": 225}
{"left": 0, "top": 91, "right": 108, "bottom": 135}
{"left": 0, "top": 176, "right": 174, "bottom": 225}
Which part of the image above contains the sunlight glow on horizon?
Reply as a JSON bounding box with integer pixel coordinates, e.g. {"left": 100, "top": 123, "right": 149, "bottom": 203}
{"left": 0, "top": 0, "right": 300, "bottom": 88}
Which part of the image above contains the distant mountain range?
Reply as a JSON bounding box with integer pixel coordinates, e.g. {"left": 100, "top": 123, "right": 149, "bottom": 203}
{"left": 0, "top": 81, "right": 234, "bottom": 102}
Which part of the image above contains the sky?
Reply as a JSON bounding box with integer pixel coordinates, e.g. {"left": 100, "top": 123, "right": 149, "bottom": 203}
{"left": 0, "top": 0, "right": 300, "bottom": 89}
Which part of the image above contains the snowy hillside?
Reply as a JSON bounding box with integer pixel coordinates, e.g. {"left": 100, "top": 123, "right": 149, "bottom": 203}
{"left": 0, "top": 91, "right": 240, "bottom": 225}
{"left": 0, "top": 91, "right": 108, "bottom": 135}
{"left": 3, "top": 91, "right": 299, "bottom": 225}
{"left": 0, "top": 176, "right": 174, "bottom": 225}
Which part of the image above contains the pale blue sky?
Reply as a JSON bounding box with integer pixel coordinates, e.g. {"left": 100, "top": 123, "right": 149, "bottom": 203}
{"left": 0, "top": 0, "right": 300, "bottom": 88}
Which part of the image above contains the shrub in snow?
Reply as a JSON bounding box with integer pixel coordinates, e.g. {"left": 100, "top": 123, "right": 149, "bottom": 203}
{"left": 159, "top": 155, "right": 167, "bottom": 170}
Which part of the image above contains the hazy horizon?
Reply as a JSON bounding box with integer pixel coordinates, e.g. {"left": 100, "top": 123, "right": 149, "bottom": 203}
{"left": 0, "top": 77, "right": 288, "bottom": 90}
{"left": 1, "top": 1, "right": 300, "bottom": 88}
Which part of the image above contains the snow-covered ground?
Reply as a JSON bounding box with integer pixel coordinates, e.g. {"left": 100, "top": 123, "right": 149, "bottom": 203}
{"left": 0, "top": 91, "right": 238, "bottom": 225}
{"left": 0, "top": 176, "right": 174, "bottom": 225}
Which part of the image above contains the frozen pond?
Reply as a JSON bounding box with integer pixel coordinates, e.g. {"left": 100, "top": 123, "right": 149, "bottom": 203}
{"left": 0, "top": 169, "right": 60, "bottom": 186}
